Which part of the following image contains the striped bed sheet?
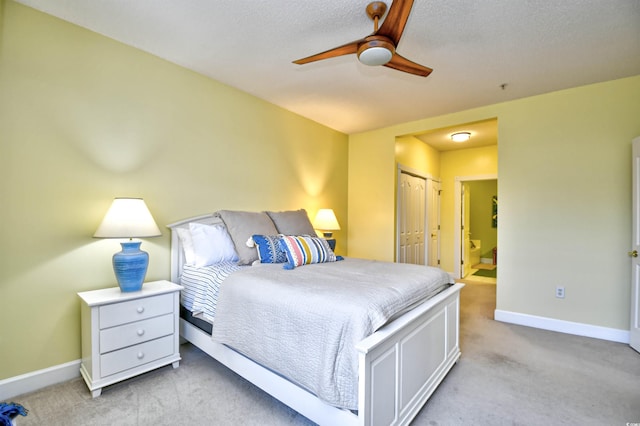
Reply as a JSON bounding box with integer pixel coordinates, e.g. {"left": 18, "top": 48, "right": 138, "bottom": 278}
{"left": 179, "top": 261, "right": 245, "bottom": 323}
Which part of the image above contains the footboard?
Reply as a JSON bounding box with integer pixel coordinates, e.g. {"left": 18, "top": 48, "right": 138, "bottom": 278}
{"left": 357, "top": 283, "right": 463, "bottom": 426}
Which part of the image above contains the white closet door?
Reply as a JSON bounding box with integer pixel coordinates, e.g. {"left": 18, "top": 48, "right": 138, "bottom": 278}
{"left": 398, "top": 172, "right": 426, "bottom": 265}
{"left": 462, "top": 182, "right": 472, "bottom": 277}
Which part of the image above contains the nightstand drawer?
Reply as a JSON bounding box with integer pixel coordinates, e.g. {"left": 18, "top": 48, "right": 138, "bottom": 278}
{"left": 99, "top": 293, "right": 173, "bottom": 329}
{"left": 100, "top": 335, "right": 174, "bottom": 377}
{"left": 100, "top": 313, "right": 174, "bottom": 353}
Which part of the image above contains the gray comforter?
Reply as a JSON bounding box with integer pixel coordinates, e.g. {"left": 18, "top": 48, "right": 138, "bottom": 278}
{"left": 210, "top": 257, "right": 452, "bottom": 410}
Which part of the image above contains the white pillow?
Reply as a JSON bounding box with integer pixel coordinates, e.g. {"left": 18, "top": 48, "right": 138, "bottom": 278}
{"left": 176, "top": 227, "right": 196, "bottom": 265}
{"left": 188, "top": 222, "right": 239, "bottom": 267}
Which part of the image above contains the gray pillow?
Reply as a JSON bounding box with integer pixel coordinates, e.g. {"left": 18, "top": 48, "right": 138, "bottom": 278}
{"left": 215, "top": 210, "right": 278, "bottom": 265}
{"left": 265, "top": 209, "right": 318, "bottom": 237}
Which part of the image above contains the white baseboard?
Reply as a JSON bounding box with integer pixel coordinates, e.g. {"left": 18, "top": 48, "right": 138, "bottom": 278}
{"left": 0, "top": 360, "right": 81, "bottom": 400}
{"left": 494, "top": 309, "right": 629, "bottom": 344}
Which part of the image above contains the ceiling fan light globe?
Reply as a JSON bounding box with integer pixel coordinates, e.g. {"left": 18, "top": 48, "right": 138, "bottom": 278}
{"left": 358, "top": 46, "right": 393, "bottom": 66}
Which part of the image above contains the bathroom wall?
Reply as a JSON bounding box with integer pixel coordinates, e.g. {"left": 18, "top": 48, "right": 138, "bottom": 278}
{"left": 469, "top": 180, "right": 498, "bottom": 260}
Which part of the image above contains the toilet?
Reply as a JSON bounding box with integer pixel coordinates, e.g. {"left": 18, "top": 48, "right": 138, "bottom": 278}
{"left": 469, "top": 239, "right": 481, "bottom": 267}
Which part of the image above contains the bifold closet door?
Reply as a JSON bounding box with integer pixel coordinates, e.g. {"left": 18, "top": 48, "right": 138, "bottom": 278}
{"left": 398, "top": 172, "right": 426, "bottom": 265}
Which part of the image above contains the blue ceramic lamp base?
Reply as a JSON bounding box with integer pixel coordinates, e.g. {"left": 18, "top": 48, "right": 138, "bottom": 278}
{"left": 113, "top": 241, "right": 149, "bottom": 292}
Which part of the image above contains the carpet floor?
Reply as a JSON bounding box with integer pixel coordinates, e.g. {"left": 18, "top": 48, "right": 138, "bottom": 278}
{"left": 12, "top": 281, "right": 640, "bottom": 425}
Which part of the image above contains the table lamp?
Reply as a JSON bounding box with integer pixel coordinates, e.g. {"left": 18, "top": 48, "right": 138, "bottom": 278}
{"left": 94, "top": 198, "right": 161, "bottom": 292}
{"left": 313, "top": 209, "right": 341, "bottom": 238}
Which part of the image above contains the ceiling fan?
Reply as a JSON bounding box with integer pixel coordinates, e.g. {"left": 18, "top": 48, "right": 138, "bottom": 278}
{"left": 293, "top": 0, "right": 432, "bottom": 77}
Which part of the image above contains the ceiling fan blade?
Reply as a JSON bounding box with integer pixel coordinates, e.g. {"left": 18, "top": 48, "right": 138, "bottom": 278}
{"left": 376, "top": 0, "right": 414, "bottom": 45}
{"left": 293, "top": 39, "right": 363, "bottom": 65}
{"left": 384, "top": 53, "right": 432, "bottom": 77}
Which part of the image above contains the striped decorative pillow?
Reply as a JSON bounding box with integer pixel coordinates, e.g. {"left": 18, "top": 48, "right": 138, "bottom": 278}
{"left": 252, "top": 234, "right": 288, "bottom": 264}
{"left": 278, "top": 235, "right": 342, "bottom": 270}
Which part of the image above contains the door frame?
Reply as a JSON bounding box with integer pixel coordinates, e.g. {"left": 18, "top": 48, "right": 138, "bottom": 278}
{"left": 630, "top": 136, "right": 640, "bottom": 352}
{"left": 396, "top": 164, "right": 436, "bottom": 264}
{"left": 453, "top": 174, "right": 498, "bottom": 279}
{"left": 426, "top": 178, "right": 442, "bottom": 267}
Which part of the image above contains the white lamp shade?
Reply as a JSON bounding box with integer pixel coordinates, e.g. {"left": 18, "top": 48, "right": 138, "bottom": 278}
{"left": 94, "top": 198, "right": 161, "bottom": 238}
{"left": 313, "top": 209, "right": 341, "bottom": 231}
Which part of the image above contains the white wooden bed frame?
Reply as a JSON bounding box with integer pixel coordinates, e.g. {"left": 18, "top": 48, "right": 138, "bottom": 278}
{"left": 168, "top": 214, "right": 463, "bottom": 426}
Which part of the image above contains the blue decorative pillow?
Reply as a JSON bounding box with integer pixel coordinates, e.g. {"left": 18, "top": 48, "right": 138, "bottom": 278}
{"left": 278, "top": 235, "right": 343, "bottom": 270}
{"left": 252, "top": 234, "right": 288, "bottom": 264}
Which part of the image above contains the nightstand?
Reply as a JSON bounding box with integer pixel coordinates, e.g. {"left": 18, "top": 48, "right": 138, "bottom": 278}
{"left": 78, "top": 280, "right": 183, "bottom": 397}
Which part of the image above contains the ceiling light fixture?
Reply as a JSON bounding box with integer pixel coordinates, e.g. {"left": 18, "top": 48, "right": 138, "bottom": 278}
{"left": 451, "top": 132, "right": 471, "bottom": 143}
{"left": 357, "top": 37, "right": 395, "bottom": 66}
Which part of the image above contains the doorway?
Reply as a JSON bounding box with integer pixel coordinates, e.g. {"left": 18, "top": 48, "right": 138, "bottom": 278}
{"left": 396, "top": 118, "right": 498, "bottom": 275}
{"left": 454, "top": 175, "right": 498, "bottom": 280}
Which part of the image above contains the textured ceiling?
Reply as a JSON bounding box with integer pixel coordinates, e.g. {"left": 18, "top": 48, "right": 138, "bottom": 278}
{"left": 14, "top": 0, "right": 640, "bottom": 137}
{"left": 415, "top": 119, "right": 498, "bottom": 152}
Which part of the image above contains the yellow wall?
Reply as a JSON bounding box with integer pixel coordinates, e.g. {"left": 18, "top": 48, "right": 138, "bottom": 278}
{"left": 0, "top": 2, "right": 348, "bottom": 379}
{"left": 347, "top": 128, "right": 397, "bottom": 260}
{"left": 439, "top": 146, "right": 498, "bottom": 271}
{"left": 349, "top": 75, "right": 640, "bottom": 331}
{"left": 395, "top": 135, "right": 441, "bottom": 178}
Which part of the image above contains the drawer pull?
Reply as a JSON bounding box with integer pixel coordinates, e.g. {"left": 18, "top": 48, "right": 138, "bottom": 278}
{"left": 136, "top": 306, "right": 145, "bottom": 314}
{"left": 137, "top": 329, "right": 145, "bottom": 336}
{"left": 137, "top": 352, "right": 145, "bottom": 360}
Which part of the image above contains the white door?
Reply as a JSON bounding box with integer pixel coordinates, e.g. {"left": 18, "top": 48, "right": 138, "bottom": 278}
{"left": 398, "top": 172, "right": 411, "bottom": 263}
{"left": 427, "top": 179, "right": 441, "bottom": 267}
{"left": 462, "top": 182, "right": 472, "bottom": 277}
{"left": 630, "top": 136, "right": 640, "bottom": 352}
{"left": 398, "top": 172, "right": 426, "bottom": 265}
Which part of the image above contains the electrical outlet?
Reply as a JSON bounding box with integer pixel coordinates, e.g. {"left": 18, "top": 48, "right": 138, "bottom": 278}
{"left": 555, "top": 286, "right": 565, "bottom": 298}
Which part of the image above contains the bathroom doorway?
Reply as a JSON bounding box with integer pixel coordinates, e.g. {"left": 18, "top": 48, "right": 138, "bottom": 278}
{"left": 454, "top": 175, "right": 497, "bottom": 281}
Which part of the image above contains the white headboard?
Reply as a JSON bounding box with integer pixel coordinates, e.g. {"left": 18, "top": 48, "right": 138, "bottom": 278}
{"left": 166, "top": 213, "right": 224, "bottom": 283}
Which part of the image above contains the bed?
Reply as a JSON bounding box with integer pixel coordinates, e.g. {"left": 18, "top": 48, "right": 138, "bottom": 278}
{"left": 168, "top": 211, "right": 463, "bottom": 426}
